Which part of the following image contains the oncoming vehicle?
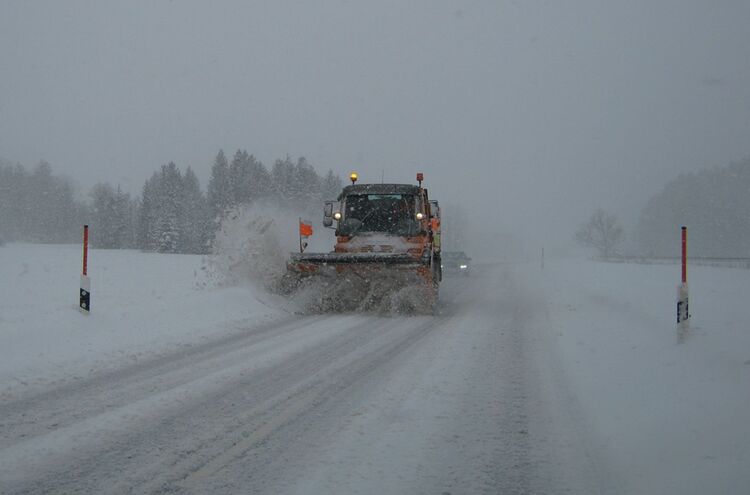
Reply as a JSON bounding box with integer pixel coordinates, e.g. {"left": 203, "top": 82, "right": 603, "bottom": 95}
{"left": 441, "top": 251, "right": 471, "bottom": 276}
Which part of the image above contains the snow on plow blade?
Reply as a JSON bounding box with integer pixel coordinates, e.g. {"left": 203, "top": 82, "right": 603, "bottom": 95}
{"left": 285, "top": 252, "right": 437, "bottom": 313}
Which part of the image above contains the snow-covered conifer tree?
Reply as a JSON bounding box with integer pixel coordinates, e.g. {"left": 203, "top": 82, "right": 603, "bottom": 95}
{"left": 137, "top": 176, "right": 158, "bottom": 251}
{"left": 247, "top": 154, "right": 271, "bottom": 203}
{"left": 229, "top": 150, "right": 252, "bottom": 205}
{"left": 181, "top": 167, "right": 209, "bottom": 254}
{"left": 293, "top": 157, "right": 322, "bottom": 209}
{"left": 271, "top": 156, "right": 295, "bottom": 205}
{"left": 321, "top": 169, "right": 343, "bottom": 201}
{"left": 90, "top": 182, "right": 118, "bottom": 248}
{"left": 155, "top": 162, "right": 183, "bottom": 253}
{"left": 207, "top": 150, "right": 232, "bottom": 220}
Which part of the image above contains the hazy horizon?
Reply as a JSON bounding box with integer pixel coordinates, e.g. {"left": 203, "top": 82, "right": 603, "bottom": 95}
{"left": 2, "top": 0, "right": 749, "bottom": 254}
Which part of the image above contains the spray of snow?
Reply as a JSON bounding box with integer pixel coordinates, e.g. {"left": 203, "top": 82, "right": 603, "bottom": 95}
{"left": 204, "top": 202, "right": 332, "bottom": 293}
{"left": 204, "top": 204, "right": 287, "bottom": 291}
{"left": 203, "top": 203, "right": 431, "bottom": 315}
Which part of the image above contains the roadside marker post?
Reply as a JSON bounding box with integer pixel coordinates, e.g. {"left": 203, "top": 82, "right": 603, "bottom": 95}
{"left": 79, "top": 225, "right": 91, "bottom": 314}
{"left": 677, "top": 226, "right": 689, "bottom": 324}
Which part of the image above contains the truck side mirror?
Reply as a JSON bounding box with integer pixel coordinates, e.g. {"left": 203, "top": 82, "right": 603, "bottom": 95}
{"left": 323, "top": 202, "right": 334, "bottom": 227}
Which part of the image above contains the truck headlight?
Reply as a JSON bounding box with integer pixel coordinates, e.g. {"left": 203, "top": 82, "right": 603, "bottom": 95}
{"left": 459, "top": 264, "right": 467, "bottom": 269}
{"left": 333, "top": 212, "right": 342, "bottom": 220}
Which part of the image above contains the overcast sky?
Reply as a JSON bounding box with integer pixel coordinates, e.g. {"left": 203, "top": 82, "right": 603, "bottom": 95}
{"left": 2, "top": 0, "right": 749, "bottom": 253}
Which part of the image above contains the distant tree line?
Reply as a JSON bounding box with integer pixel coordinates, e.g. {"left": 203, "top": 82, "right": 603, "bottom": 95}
{"left": 573, "top": 158, "right": 750, "bottom": 259}
{"left": 0, "top": 151, "right": 343, "bottom": 253}
{"left": 0, "top": 160, "right": 85, "bottom": 244}
{"left": 635, "top": 157, "right": 750, "bottom": 257}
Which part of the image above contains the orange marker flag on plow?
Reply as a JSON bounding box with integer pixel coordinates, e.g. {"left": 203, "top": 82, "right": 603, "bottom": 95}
{"left": 299, "top": 218, "right": 313, "bottom": 253}
{"left": 299, "top": 219, "right": 313, "bottom": 237}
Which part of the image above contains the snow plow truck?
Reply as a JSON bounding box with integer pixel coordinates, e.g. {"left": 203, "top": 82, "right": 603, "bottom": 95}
{"left": 285, "top": 172, "right": 441, "bottom": 313}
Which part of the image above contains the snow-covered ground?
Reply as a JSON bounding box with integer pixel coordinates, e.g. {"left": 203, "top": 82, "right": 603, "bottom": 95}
{"left": 540, "top": 259, "right": 750, "bottom": 494}
{"left": 1, "top": 243, "right": 748, "bottom": 493}
{"left": 0, "top": 243, "right": 288, "bottom": 398}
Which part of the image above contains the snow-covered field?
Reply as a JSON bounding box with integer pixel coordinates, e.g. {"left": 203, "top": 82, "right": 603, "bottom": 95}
{"left": 0, "top": 243, "right": 288, "bottom": 397}
{"left": 539, "top": 260, "right": 750, "bottom": 494}
{"left": 1, "top": 243, "right": 749, "bottom": 494}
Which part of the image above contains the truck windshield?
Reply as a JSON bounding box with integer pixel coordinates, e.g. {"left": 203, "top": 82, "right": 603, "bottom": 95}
{"left": 341, "top": 194, "right": 417, "bottom": 235}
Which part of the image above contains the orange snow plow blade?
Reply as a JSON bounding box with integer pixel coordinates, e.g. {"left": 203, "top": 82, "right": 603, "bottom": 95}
{"left": 284, "top": 253, "right": 437, "bottom": 313}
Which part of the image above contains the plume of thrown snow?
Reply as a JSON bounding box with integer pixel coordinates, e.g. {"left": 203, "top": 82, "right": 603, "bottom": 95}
{"left": 205, "top": 204, "right": 295, "bottom": 290}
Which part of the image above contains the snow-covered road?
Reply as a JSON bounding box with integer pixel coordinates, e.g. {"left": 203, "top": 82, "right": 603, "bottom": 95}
{"left": 0, "top": 265, "right": 599, "bottom": 494}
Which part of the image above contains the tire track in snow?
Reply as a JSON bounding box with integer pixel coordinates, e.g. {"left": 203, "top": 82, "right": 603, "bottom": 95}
{"left": 0, "top": 312, "right": 437, "bottom": 494}
{"left": 189, "top": 269, "right": 539, "bottom": 495}
{"left": 0, "top": 314, "right": 312, "bottom": 446}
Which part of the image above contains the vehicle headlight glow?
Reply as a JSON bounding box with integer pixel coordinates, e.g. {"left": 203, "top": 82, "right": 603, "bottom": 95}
{"left": 416, "top": 212, "right": 424, "bottom": 220}
{"left": 459, "top": 264, "right": 468, "bottom": 269}
{"left": 333, "top": 212, "right": 342, "bottom": 220}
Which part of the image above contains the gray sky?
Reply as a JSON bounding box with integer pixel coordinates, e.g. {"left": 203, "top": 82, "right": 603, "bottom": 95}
{"left": 2, "top": 0, "right": 749, "bottom": 254}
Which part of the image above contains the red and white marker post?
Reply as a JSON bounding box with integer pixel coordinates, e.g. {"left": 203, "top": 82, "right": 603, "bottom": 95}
{"left": 677, "top": 226, "right": 689, "bottom": 324}
{"left": 79, "top": 224, "right": 91, "bottom": 313}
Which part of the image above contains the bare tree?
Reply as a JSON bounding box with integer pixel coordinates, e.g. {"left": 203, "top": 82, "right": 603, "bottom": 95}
{"left": 575, "top": 208, "right": 624, "bottom": 259}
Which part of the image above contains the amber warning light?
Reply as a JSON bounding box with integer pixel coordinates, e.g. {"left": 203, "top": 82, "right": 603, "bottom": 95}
{"left": 350, "top": 172, "right": 358, "bottom": 185}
